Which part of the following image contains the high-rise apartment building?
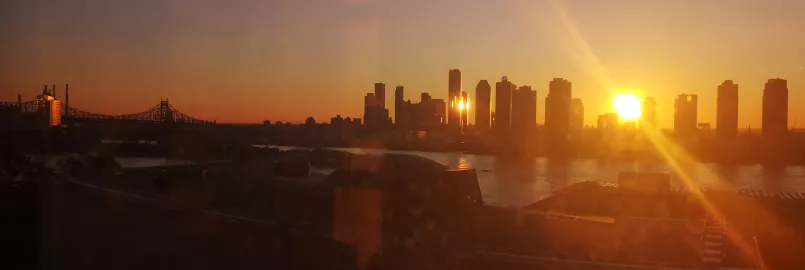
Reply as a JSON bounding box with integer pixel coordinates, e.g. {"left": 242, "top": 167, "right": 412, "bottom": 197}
{"left": 717, "top": 80, "right": 739, "bottom": 138}
{"left": 494, "top": 76, "right": 515, "bottom": 140}
{"left": 762, "top": 78, "right": 788, "bottom": 136}
{"left": 545, "top": 78, "right": 572, "bottom": 154}
{"left": 674, "top": 94, "right": 698, "bottom": 140}
{"left": 448, "top": 69, "right": 462, "bottom": 128}
{"left": 475, "top": 80, "right": 492, "bottom": 133}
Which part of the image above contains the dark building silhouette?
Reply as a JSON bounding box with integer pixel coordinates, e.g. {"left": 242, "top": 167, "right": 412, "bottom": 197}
{"left": 641, "top": 97, "right": 657, "bottom": 129}
{"left": 717, "top": 80, "right": 739, "bottom": 139}
{"left": 545, "top": 78, "right": 572, "bottom": 154}
{"left": 570, "top": 98, "right": 584, "bottom": 142}
{"left": 494, "top": 76, "right": 515, "bottom": 142}
{"left": 374, "top": 83, "right": 386, "bottom": 109}
{"left": 364, "top": 91, "right": 389, "bottom": 129}
{"left": 448, "top": 69, "right": 462, "bottom": 129}
{"left": 511, "top": 85, "right": 536, "bottom": 139}
{"left": 404, "top": 93, "right": 446, "bottom": 131}
{"left": 762, "top": 78, "right": 788, "bottom": 136}
{"left": 475, "top": 80, "right": 491, "bottom": 134}
{"left": 674, "top": 94, "right": 698, "bottom": 141}
{"left": 395, "top": 85, "right": 404, "bottom": 126}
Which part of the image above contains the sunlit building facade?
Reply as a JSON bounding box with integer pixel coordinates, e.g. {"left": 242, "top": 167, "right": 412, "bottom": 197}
{"left": 461, "top": 91, "right": 469, "bottom": 130}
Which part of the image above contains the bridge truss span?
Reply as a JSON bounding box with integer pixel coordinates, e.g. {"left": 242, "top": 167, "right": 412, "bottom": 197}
{"left": 64, "top": 100, "right": 211, "bottom": 124}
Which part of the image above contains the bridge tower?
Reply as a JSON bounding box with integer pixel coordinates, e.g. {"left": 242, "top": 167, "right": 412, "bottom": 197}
{"left": 160, "top": 99, "right": 174, "bottom": 123}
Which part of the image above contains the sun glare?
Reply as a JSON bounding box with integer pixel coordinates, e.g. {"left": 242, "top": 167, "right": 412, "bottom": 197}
{"left": 612, "top": 93, "right": 642, "bottom": 121}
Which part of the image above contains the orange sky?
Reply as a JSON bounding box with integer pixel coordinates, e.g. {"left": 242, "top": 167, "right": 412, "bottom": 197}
{"left": 1, "top": 0, "right": 804, "bottom": 127}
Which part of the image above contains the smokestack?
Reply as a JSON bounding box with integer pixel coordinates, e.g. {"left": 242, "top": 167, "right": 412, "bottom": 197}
{"left": 42, "top": 85, "right": 48, "bottom": 95}
{"left": 17, "top": 94, "right": 21, "bottom": 104}
{"left": 53, "top": 84, "right": 56, "bottom": 98}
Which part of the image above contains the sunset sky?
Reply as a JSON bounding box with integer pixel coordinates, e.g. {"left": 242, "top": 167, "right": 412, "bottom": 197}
{"left": 1, "top": 0, "right": 804, "bottom": 127}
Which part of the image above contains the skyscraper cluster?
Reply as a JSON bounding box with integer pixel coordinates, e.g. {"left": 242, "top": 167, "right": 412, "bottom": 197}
{"left": 365, "top": 69, "right": 792, "bottom": 156}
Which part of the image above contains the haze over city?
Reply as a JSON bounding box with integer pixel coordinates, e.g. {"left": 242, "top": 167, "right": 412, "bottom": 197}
{"left": 2, "top": 0, "right": 804, "bottom": 127}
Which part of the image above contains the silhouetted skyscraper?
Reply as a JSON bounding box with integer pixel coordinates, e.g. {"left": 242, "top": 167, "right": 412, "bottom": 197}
{"left": 494, "top": 76, "right": 515, "bottom": 141}
{"left": 475, "top": 80, "right": 491, "bottom": 133}
{"left": 546, "top": 78, "right": 572, "bottom": 155}
{"left": 395, "top": 85, "right": 404, "bottom": 125}
{"left": 511, "top": 85, "right": 537, "bottom": 139}
{"left": 570, "top": 98, "right": 584, "bottom": 142}
{"left": 641, "top": 97, "right": 657, "bottom": 129}
{"left": 375, "top": 82, "right": 386, "bottom": 109}
{"left": 717, "top": 80, "right": 739, "bottom": 139}
{"left": 762, "top": 78, "right": 788, "bottom": 136}
{"left": 674, "top": 94, "right": 698, "bottom": 140}
{"left": 448, "top": 69, "right": 462, "bottom": 128}
{"left": 365, "top": 93, "right": 377, "bottom": 123}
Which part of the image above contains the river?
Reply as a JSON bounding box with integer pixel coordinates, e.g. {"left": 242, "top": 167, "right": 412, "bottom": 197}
{"left": 262, "top": 146, "right": 805, "bottom": 207}
{"left": 107, "top": 147, "right": 805, "bottom": 207}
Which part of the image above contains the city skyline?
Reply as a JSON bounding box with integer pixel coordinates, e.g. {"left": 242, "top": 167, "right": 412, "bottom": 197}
{"left": 2, "top": 0, "right": 804, "bottom": 126}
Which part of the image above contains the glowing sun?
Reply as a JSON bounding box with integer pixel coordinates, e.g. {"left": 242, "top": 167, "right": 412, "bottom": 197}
{"left": 612, "top": 93, "right": 642, "bottom": 121}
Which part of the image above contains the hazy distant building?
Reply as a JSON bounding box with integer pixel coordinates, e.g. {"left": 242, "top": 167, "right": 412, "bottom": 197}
{"left": 375, "top": 83, "right": 386, "bottom": 109}
{"left": 570, "top": 98, "right": 584, "bottom": 142}
{"left": 395, "top": 85, "right": 405, "bottom": 126}
{"left": 461, "top": 91, "right": 469, "bottom": 130}
{"left": 475, "top": 80, "right": 492, "bottom": 133}
{"left": 545, "top": 78, "right": 572, "bottom": 155}
{"left": 448, "top": 69, "right": 462, "bottom": 129}
{"left": 598, "top": 113, "right": 619, "bottom": 143}
{"left": 717, "top": 80, "right": 739, "bottom": 139}
{"left": 674, "top": 94, "right": 698, "bottom": 140}
{"left": 494, "top": 76, "right": 515, "bottom": 141}
{"left": 641, "top": 97, "right": 657, "bottom": 129}
{"left": 511, "top": 85, "right": 537, "bottom": 139}
{"left": 762, "top": 78, "right": 788, "bottom": 136}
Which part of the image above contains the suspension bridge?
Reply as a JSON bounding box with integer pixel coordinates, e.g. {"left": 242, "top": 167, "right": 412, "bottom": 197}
{"left": 1, "top": 91, "right": 212, "bottom": 125}
{"left": 63, "top": 100, "right": 211, "bottom": 124}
